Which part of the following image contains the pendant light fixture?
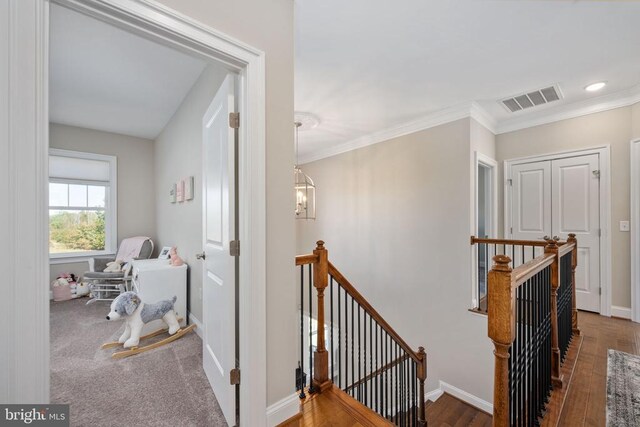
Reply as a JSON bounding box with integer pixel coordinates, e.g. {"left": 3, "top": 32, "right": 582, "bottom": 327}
{"left": 294, "top": 120, "right": 316, "bottom": 220}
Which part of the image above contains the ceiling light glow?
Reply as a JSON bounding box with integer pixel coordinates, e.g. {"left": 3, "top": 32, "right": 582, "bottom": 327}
{"left": 585, "top": 82, "right": 606, "bottom": 92}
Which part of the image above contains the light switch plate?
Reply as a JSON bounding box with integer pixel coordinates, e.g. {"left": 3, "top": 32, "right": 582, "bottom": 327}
{"left": 620, "top": 220, "right": 630, "bottom": 232}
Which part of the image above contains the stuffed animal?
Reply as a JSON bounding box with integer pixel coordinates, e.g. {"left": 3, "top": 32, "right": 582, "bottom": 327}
{"left": 169, "top": 247, "right": 184, "bottom": 266}
{"left": 104, "top": 260, "right": 123, "bottom": 272}
{"left": 106, "top": 291, "right": 180, "bottom": 348}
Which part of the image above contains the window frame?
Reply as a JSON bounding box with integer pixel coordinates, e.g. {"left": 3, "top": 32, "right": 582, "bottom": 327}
{"left": 471, "top": 151, "right": 498, "bottom": 310}
{"left": 49, "top": 148, "right": 117, "bottom": 262}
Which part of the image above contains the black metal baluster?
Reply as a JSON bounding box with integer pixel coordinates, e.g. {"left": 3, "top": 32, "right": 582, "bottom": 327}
{"left": 363, "top": 311, "right": 367, "bottom": 407}
{"left": 338, "top": 283, "right": 341, "bottom": 390}
{"left": 330, "top": 277, "right": 334, "bottom": 386}
{"left": 358, "top": 303, "right": 361, "bottom": 402}
{"left": 344, "top": 288, "right": 348, "bottom": 392}
{"left": 351, "top": 297, "right": 354, "bottom": 396}
{"left": 308, "top": 264, "right": 314, "bottom": 393}
{"left": 369, "top": 315, "right": 372, "bottom": 409}
{"left": 299, "top": 266, "right": 305, "bottom": 398}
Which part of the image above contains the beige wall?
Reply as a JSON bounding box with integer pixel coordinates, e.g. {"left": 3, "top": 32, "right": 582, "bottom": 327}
{"left": 154, "top": 65, "right": 226, "bottom": 322}
{"left": 633, "top": 102, "right": 640, "bottom": 139}
{"left": 496, "top": 107, "right": 633, "bottom": 308}
{"left": 297, "top": 118, "right": 495, "bottom": 401}
{"left": 49, "top": 123, "right": 156, "bottom": 283}
{"left": 154, "top": 0, "right": 295, "bottom": 406}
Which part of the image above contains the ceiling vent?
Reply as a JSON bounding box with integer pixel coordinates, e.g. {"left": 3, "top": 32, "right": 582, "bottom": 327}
{"left": 500, "top": 85, "right": 562, "bottom": 113}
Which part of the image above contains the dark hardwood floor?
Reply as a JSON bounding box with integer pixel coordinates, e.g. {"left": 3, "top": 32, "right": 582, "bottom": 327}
{"left": 426, "top": 311, "right": 640, "bottom": 426}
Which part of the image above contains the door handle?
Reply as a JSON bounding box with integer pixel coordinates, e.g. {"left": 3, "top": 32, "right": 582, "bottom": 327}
{"left": 196, "top": 252, "right": 206, "bottom": 260}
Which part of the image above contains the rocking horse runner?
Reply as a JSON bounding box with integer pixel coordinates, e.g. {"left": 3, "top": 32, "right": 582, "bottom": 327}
{"left": 103, "top": 291, "right": 195, "bottom": 359}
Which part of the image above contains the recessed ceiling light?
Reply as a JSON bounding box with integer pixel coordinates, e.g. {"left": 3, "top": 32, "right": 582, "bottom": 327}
{"left": 585, "top": 82, "right": 606, "bottom": 92}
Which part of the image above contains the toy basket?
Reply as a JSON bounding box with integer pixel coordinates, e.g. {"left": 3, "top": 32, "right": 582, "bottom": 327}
{"left": 52, "top": 282, "right": 72, "bottom": 301}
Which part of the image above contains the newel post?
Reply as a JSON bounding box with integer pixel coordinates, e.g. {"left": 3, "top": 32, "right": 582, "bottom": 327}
{"left": 417, "top": 347, "right": 427, "bottom": 426}
{"left": 488, "top": 255, "right": 514, "bottom": 427}
{"left": 545, "top": 237, "right": 563, "bottom": 388}
{"left": 312, "top": 240, "right": 331, "bottom": 391}
{"left": 567, "top": 233, "right": 581, "bottom": 336}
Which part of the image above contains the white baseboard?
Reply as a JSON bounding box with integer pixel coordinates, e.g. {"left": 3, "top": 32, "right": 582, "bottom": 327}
{"left": 611, "top": 305, "right": 632, "bottom": 319}
{"left": 425, "top": 381, "right": 493, "bottom": 414}
{"left": 425, "top": 387, "right": 444, "bottom": 402}
{"left": 188, "top": 312, "right": 204, "bottom": 339}
{"left": 266, "top": 392, "right": 300, "bottom": 427}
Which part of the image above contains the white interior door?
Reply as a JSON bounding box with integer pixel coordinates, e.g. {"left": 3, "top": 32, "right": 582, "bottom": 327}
{"left": 551, "top": 154, "right": 600, "bottom": 312}
{"left": 508, "top": 154, "right": 601, "bottom": 313}
{"left": 202, "top": 74, "right": 237, "bottom": 425}
{"left": 510, "top": 160, "right": 552, "bottom": 242}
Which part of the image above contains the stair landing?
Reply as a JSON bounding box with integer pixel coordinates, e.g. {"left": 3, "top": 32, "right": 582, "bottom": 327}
{"left": 279, "top": 385, "right": 394, "bottom": 427}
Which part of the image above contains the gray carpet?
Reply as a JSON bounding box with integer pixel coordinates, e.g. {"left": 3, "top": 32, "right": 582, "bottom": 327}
{"left": 50, "top": 297, "right": 227, "bottom": 427}
{"left": 607, "top": 349, "right": 640, "bottom": 426}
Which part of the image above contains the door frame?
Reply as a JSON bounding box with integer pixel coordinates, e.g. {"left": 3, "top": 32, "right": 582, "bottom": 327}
{"left": 4, "top": 0, "right": 267, "bottom": 423}
{"left": 631, "top": 139, "right": 640, "bottom": 322}
{"left": 503, "top": 145, "right": 612, "bottom": 317}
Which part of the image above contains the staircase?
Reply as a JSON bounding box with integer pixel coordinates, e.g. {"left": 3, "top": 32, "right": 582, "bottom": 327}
{"left": 291, "top": 241, "right": 427, "bottom": 426}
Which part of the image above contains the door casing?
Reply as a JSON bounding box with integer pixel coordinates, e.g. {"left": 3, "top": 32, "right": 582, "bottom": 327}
{"left": 503, "top": 145, "right": 612, "bottom": 317}
{"left": 5, "top": 0, "right": 268, "bottom": 424}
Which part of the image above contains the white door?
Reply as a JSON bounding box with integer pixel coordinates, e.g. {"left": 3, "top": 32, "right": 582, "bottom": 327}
{"left": 551, "top": 154, "right": 600, "bottom": 312}
{"left": 510, "top": 160, "right": 552, "bottom": 243}
{"left": 202, "top": 74, "right": 237, "bottom": 425}
{"left": 508, "top": 154, "right": 601, "bottom": 312}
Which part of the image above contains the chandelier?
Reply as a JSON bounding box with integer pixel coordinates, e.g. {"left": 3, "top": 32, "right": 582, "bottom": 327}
{"left": 294, "top": 121, "right": 316, "bottom": 220}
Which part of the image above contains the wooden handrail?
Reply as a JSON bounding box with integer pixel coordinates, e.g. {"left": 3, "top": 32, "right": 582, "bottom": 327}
{"left": 470, "top": 235, "right": 548, "bottom": 247}
{"left": 328, "top": 262, "right": 423, "bottom": 365}
{"left": 296, "top": 254, "right": 318, "bottom": 265}
{"left": 343, "top": 353, "right": 411, "bottom": 393}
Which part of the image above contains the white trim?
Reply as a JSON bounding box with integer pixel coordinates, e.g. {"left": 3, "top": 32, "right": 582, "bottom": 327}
{"left": 49, "top": 253, "right": 112, "bottom": 265}
{"left": 266, "top": 393, "right": 300, "bottom": 427}
{"left": 7, "top": 0, "right": 268, "bottom": 421}
{"left": 497, "top": 85, "right": 640, "bottom": 134}
{"left": 424, "top": 381, "right": 493, "bottom": 414}
{"left": 471, "top": 151, "right": 498, "bottom": 308}
{"left": 504, "top": 145, "right": 612, "bottom": 317}
{"left": 299, "top": 102, "right": 487, "bottom": 164}
{"left": 611, "top": 305, "right": 632, "bottom": 320}
{"left": 631, "top": 138, "right": 640, "bottom": 323}
{"left": 188, "top": 312, "right": 204, "bottom": 339}
{"left": 424, "top": 387, "right": 444, "bottom": 403}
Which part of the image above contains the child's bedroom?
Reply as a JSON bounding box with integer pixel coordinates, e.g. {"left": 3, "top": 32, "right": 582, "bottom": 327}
{"left": 48, "top": 4, "right": 236, "bottom": 426}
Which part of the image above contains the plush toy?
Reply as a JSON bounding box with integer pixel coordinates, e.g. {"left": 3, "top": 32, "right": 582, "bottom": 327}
{"left": 104, "top": 260, "right": 123, "bottom": 272}
{"left": 75, "top": 281, "right": 90, "bottom": 297}
{"left": 169, "top": 247, "right": 184, "bottom": 266}
{"left": 106, "top": 291, "right": 180, "bottom": 348}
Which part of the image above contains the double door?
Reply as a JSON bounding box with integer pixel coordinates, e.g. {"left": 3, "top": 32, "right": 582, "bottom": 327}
{"left": 509, "top": 154, "right": 600, "bottom": 312}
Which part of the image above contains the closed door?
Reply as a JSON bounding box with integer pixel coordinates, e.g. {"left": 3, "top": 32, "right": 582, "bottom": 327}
{"left": 509, "top": 154, "right": 601, "bottom": 312}
{"left": 201, "top": 74, "right": 238, "bottom": 426}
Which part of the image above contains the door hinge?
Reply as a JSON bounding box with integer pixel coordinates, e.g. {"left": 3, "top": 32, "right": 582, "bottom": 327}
{"left": 598, "top": 228, "right": 602, "bottom": 237}
{"left": 592, "top": 170, "right": 600, "bottom": 179}
{"left": 230, "top": 368, "right": 241, "bottom": 385}
{"left": 229, "top": 112, "right": 240, "bottom": 129}
{"left": 507, "top": 178, "right": 513, "bottom": 186}
{"left": 599, "top": 287, "right": 602, "bottom": 296}
{"left": 510, "top": 227, "right": 513, "bottom": 235}
{"left": 230, "top": 240, "right": 240, "bottom": 257}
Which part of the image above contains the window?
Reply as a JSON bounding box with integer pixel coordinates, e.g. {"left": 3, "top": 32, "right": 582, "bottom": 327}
{"left": 49, "top": 149, "right": 117, "bottom": 260}
{"left": 472, "top": 152, "right": 497, "bottom": 310}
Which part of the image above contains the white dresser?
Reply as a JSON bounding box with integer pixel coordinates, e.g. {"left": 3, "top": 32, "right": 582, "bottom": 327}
{"left": 131, "top": 259, "right": 188, "bottom": 333}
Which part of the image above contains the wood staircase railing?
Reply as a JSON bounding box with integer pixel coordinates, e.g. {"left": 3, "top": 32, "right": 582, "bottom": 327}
{"left": 487, "top": 235, "right": 580, "bottom": 427}
{"left": 296, "top": 241, "right": 427, "bottom": 426}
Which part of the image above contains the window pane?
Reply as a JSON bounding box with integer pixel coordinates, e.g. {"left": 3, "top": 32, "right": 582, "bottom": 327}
{"left": 69, "top": 184, "right": 87, "bottom": 207}
{"left": 88, "top": 185, "right": 106, "bottom": 208}
{"left": 49, "top": 183, "right": 68, "bottom": 206}
{"left": 49, "top": 209, "right": 105, "bottom": 254}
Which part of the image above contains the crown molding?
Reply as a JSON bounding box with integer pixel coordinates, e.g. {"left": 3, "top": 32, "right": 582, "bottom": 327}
{"left": 496, "top": 85, "right": 640, "bottom": 134}
{"left": 299, "top": 102, "right": 480, "bottom": 164}
{"left": 299, "top": 85, "right": 640, "bottom": 164}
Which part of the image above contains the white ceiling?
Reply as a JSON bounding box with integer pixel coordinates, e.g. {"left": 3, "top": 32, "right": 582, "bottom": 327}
{"left": 295, "top": 0, "right": 640, "bottom": 160}
{"left": 49, "top": 5, "right": 208, "bottom": 139}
